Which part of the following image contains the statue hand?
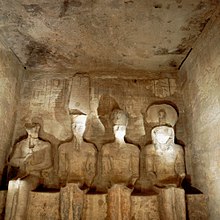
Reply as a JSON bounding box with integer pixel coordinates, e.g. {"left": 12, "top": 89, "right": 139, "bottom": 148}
{"left": 146, "top": 172, "right": 157, "bottom": 180}
{"left": 177, "top": 173, "right": 186, "bottom": 186}
{"left": 24, "top": 154, "right": 32, "bottom": 165}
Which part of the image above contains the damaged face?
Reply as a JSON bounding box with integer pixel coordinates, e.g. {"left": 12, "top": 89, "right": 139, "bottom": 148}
{"left": 152, "top": 126, "right": 174, "bottom": 144}
{"left": 72, "top": 115, "right": 87, "bottom": 135}
{"left": 113, "top": 125, "right": 126, "bottom": 140}
{"left": 25, "top": 123, "right": 40, "bottom": 138}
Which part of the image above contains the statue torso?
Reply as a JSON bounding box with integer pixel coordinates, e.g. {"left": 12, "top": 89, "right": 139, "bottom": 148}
{"left": 143, "top": 143, "right": 183, "bottom": 183}
{"left": 101, "top": 142, "right": 139, "bottom": 185}
{"left": 59, "top": 139, "right": 96, "bottom": 185}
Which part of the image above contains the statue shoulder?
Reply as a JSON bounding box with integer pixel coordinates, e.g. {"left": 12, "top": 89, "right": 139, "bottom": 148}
{"left": 142, "top": 144, "right": 155, "bottom": 154}
{"left": 42, "top": 140, "right": 51, "bottom": 147}
{"left": 83, "top": 142, "right": 97, "bottom": 154}
{"left": 101, "top": 143, "right": 111, "bottom": 154}
{"left": 14, "top": 139, "right": 28, "bottom": 148}
{"left": 174, "top": 144, "right": 184, "bottom": 152}
{"left": 127, "top": 143, "right": 140, "bottom": 153}
{"left": 37, "top": 140, "right": 51, "bottom": 150}
{"left": 58, "top": 142, "right": 71, "bottom": 152}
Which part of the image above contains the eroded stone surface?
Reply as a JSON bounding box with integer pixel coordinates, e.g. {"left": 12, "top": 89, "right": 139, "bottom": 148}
{"left": 186, "top": 194, "right": 208, "bottom": 220}
{"left": 69, "top": 75, "right": 90, "bottom": 115}
{"left": 180, "top": 10, "right": 220, "bottom": 219}
{"left": 60, "top": 183, "right": 85, "bottom": 220}
{"left": 131, "top": 195, "right": 160, "bottom": 220}
{"left": 0, "top": 40, "right": 23, "bottom": 183}
{"left": 158, "top": 188, "right": 186, "bottom": 220}
{"left": 0, "top": 0, "right": 218, "bottom": 71}
{"left": 107, "top": 184, "right": 132, "bottom": 220}
{"left": 27, "top": 191, "right": 60, "bottom": 220}
{"left": 82, "top": 194, "right": 107, "bottom": 220}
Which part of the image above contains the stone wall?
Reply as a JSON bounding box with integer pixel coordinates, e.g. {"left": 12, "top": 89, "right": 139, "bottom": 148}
{"left": 0, "top": 40, "right": 23, "bottom": 183}
{"left": 180, "top": 9, "right": 220, "bottom": 219}
{"left": 13, "top": 70, "right": 186, "bottom": 189}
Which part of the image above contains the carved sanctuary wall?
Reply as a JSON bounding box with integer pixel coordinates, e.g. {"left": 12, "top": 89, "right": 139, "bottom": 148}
{"left": 0, "top": 72, "right": 209, "bottom": 219}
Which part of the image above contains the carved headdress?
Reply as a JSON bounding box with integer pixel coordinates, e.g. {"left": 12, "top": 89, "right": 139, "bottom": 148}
{"left": 24, "top": 122, "right": 40, "bottom": 132}
{"left": 69, "top": 109, "right": 87, "bottom": 124}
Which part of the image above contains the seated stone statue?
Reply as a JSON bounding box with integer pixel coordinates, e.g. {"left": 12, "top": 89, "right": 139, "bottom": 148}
{"left": 5, "top": 123, "right": 52, "bottom": 220}
{"left": 142, "top": 104, "right": 186, "bottom": 220}
{"left": 101, "top": 109, "right": 140, "bottom": 220}
{"left": 143, "top": 125, "right": 185, "bottom": 189}
{"left": 58, "top": 113, "right": 97, "bottom": 187}
{"left": 58, "top": 113, "right": 97, "bottom": 220}
{"left": 101, "top": 109, "right": 140, "bottom": 189}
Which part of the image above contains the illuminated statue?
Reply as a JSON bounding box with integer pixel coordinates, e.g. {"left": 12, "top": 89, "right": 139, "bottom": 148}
{"left": 142, "top": 104, "right": 186, "bottom": 220}
{"left": 5, "top": 123, "right": 52, "bottom": 220}
{"left": 101, "top": 109, "right": 140, "bottom": 219}
{"left": 58, "top": 112, "right": 97, "bottom": 220}
{"left": 101, "top": 109, "right": 140, "bottom": 189}
{"left": 142, "top": 104, "right": 185, "bottom": 189}
{"left": 143, "top": 125, "right": 185, "bottom": 188}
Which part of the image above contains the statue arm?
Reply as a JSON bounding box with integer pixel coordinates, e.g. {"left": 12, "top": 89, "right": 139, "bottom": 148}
{"left": 144, "top": 146, "right": 157, "bottom": 182}
{"left": 86, "top": 150, "right": 97, "bottom": 178}
{"left": 175, "top": 147, "right": 185, "bottom": 175}
{"left": 9, "top": 143, "right": 26, "bottom": 167}
{"left": 58, "top": 146, "right": 67, "bottom": 180}
{"left": 130, "top": 151, "right": 139, "bottom": 185}
{"left": 145, "top": 147, "right": 155, "bottom": 173}
{"left": 101, "top": 150, "right": 112, "bottom": 176}
{"left": 27, "top": 143, "right": 52, "bottom": 172}
{"left": 175, "top": 147, "right": 186, "bottom": 185}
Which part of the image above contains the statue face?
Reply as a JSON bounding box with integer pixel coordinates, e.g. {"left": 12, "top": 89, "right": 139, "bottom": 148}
{"left": 113, "top": 125, "right": 126, "bottom": 140}
{"left": 152, "top": 126, "right": 173, "bottom": 144}
{"left": 72, "top": 122, "right": 86, "bottom": 136}
{"left": 25, "top": 124, "right": 40, "bottom": 138}
{"left": 72, "top": 115, "right": 87, "bottom": 136}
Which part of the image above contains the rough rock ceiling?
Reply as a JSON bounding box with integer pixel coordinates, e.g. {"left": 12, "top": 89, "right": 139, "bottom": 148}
{"left": 0, "top": 0, "right": 218, "bottom": 72}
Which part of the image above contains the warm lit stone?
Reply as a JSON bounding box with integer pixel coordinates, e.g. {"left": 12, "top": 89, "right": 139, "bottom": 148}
{"left": 186, "top": 194, "right": 208, "bottom": 220}
{"left": 0, "top": 3, "right": 220, "bottom": 219}
{"left": 27, "top": 191, "right": 60, "bottom": 220}
{"left": 131, "top": 195, "right": 160, "bottom": 220}
{"left": 82, "top": 194, "right": 107, "bottom": 220}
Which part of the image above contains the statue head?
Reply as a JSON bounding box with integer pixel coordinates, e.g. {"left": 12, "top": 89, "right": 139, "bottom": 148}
{"left": 25, "top": 123, "right": 40, "bottom": 139}
{"left": 151, "top": 126, "right": 174, "bottom": 145}
{"left": 111, "top": 109, "right": 128, "bottom": 140}
{"left": 158, "top": 108, "right": 167, "bottom": 125}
